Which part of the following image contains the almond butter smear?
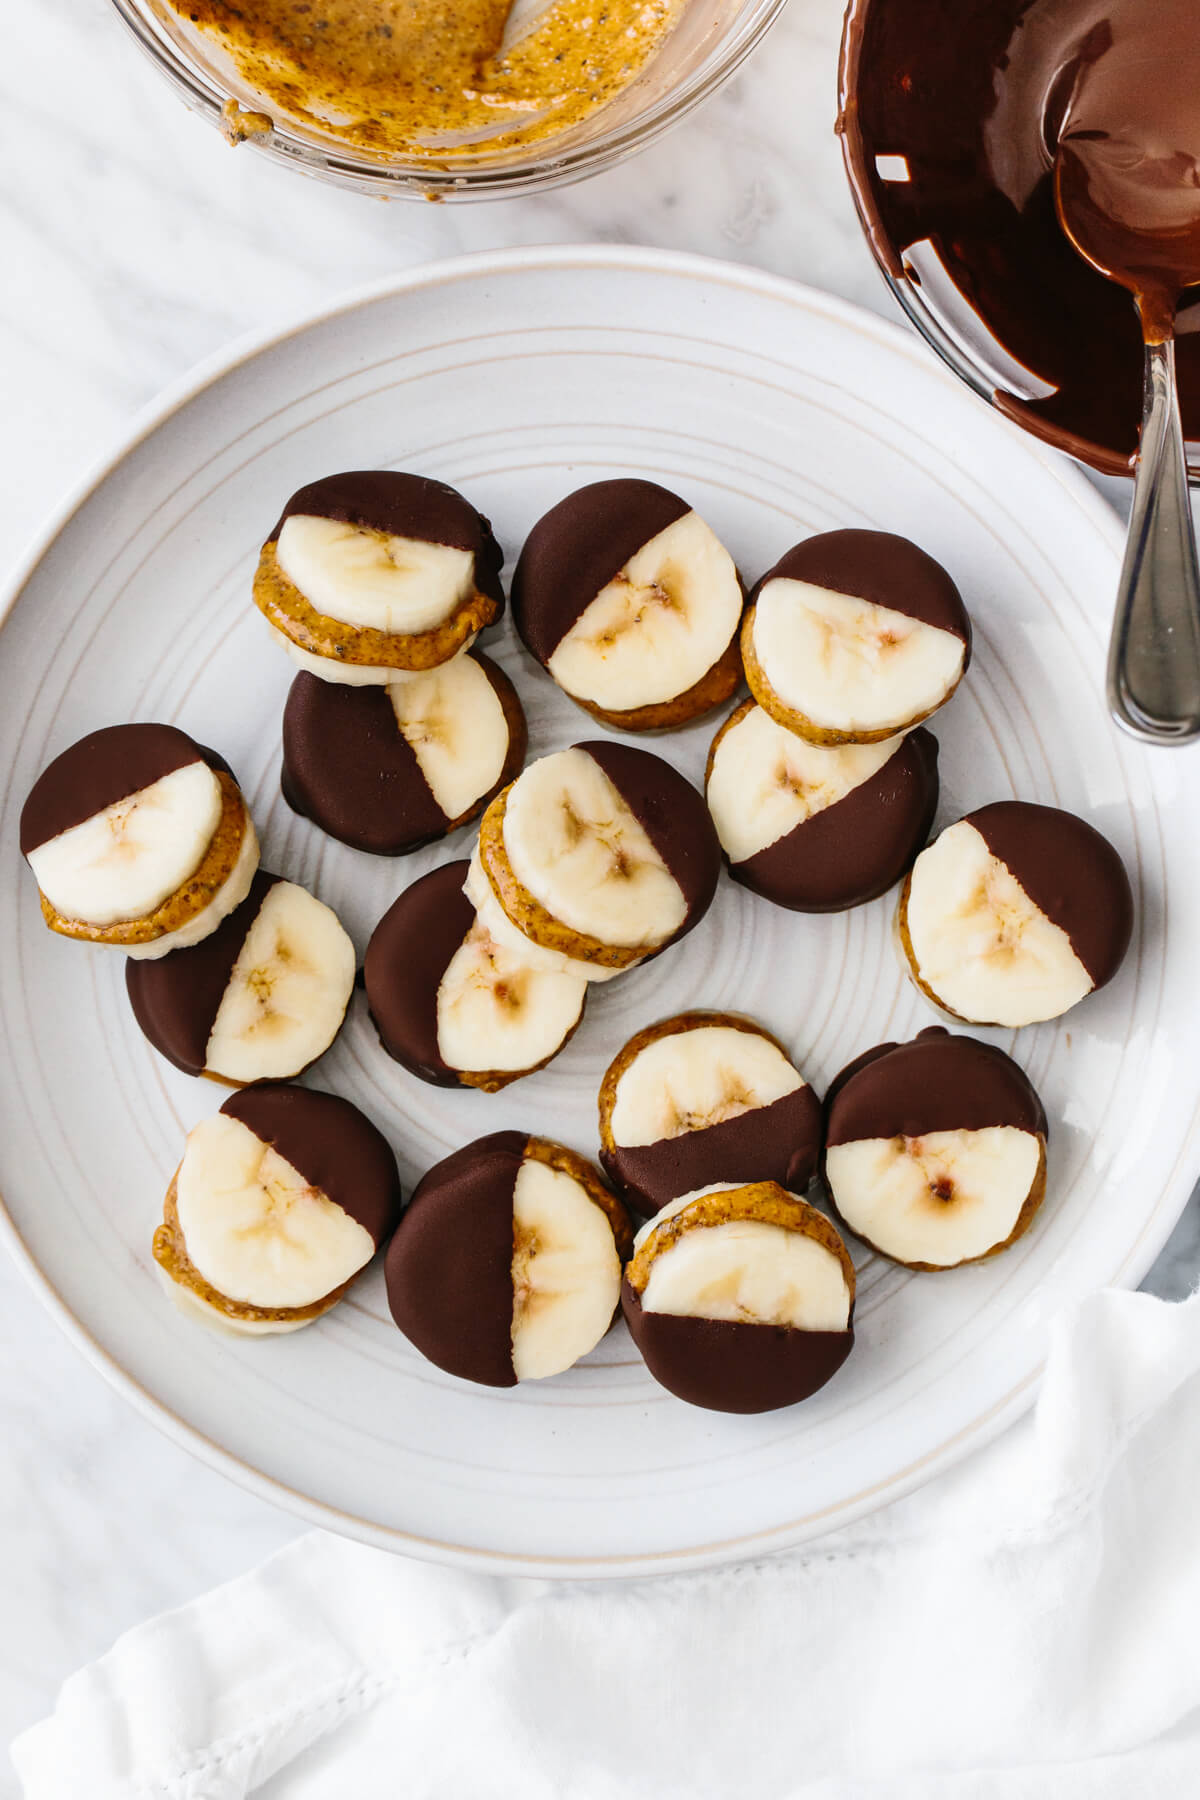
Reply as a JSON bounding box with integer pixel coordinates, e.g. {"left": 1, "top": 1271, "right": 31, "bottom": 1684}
{"left": 167, "top": 0, "right": 685, "bottom": 158}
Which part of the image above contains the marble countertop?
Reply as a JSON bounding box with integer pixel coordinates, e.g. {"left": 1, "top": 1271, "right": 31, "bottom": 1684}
{"left": 4, "top": 0, "right": 1198, "bottom": 1777}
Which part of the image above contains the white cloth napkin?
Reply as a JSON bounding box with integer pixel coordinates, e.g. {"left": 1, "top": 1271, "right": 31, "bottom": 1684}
{"left": 14, "top": 1284, "right": 1200, "bottom": 1799}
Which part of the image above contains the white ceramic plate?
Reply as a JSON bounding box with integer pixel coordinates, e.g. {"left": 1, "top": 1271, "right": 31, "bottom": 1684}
{"left": 1, "top": 247, "right": 1196, "bottom": 1578}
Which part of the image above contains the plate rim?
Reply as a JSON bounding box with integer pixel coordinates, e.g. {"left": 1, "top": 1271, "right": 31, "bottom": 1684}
{"left": 0, "top": 243, "right": 1160, "bottom": 1581}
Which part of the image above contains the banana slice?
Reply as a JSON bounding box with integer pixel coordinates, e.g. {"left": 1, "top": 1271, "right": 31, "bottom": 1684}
{"left": 128, "top": 870, "right": 355, "bottom": 1084}
{"left": 364, "top": 861, "right": 586, "bottom": 1092}
{"left": 386, "top": 1133, "right": 632, "bottom": 1387}
{"left": 598, "top": 1012, "right": 823, "bottom": 1217}
{"left": 154, "top": 1085, "right": 402, "bottom": 1334}
{"left": 254, "top": 470, "right": 505, "bottom": 682}
{"left": 897, "top": 801, "right": 1133, "bottom": 1027}
{"left": 20, "top": 723, "right": 260, "bottom": 956}
{"left": 823, "top": 1027, "right": 1048, "bottom": 1268}
{"left": 622, "top": 1181, "right": 856, "bottom": 1412}
{"left": 277, "top": 517, "right": 476, "bottom": 637}
{"left": 706, "top": 701, "right": 939, "bottom": 912}
{"left": 477, "top": 741, "right": 721, "bottom": 975}
{"left": 281, "top": 651, "right": 527, "bottom": 855}
{"left": 512, "top": 479, "right": 744, "bottom": 730}
{"left": 742, "top": 529, "right": 971, "bottom": 745}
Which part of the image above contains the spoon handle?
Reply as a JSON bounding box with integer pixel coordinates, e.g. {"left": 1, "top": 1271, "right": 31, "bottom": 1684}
{"left": 1107, "top": 335, "right": 1200, "bottom": 743}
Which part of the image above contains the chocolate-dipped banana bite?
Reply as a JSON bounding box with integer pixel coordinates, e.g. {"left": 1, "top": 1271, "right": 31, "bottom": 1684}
{"left": 823, "top": 1027, "right": 1049, "bottom": 1270}
{"left": 742, "top": 530, "right": 971, "bottom": 745}
{"left": 512, "top": 478, "right": 745, "bottom": 730}
{"left": 386, "top": 1133, "right": 632, "bottom": 1386}
{"left": 475, "top": 741, "right": 722, "bottom": 979}
{"left": 126, "top": 870, "right": 355, "bottom": 1084}
{"left": 20, "top": 723, "right": 259, "bottom": 958}
{"left": 154, "top": 1084, "right": 402, "bottom": 1334}
{"left": 897, "top": 801, "right": 1134, "bottom": 1027}
{"left": 364, "top": 861, "right": 586, "bottom": 1092}
{"left": 254, "top": 471, "right": 505, "bottom": 683}
{"left": 281, "top": 650, "right": 526, "bottom": 854}
{"left": 706, "top": 702, "right": 939, "bottom": 911}
{"left": 598, "top": 1013, "right": 823, "bottom": 1218}
{"left": 622, "top": 1181, "right": 856, "bottom": 1413}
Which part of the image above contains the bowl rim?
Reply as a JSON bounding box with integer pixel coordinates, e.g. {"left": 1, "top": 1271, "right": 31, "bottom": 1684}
{"left": 835, "top": 0, "right": 1199, "bottom": 484}
{"left": 106, "top": 0, "right": 789, "bottom": 199}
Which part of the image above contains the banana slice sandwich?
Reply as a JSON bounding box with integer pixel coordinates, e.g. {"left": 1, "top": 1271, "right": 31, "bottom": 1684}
{"left": 741, "top": 528, "right": 971, "bottom": 746}
{"left": 622, "top": 1182, "right": 856, "bottom": 1413}
{"left": 20, "top": 723, "right": 259, "bottom": 958}
{"left": 474, "top": 742, "right": 721, "bottom": 980}
{"left": 823, "top": 1027, "right": 1049, "bottom": 1270}
{"left": 126, "top": 869, "right": 355, "bottom": 1085}
{"left": 706, "top": 705, "right": 940, "bottom": 912}
{"left": 281, "top": 650, "right": 526, "bottom": 856}
{"left": 598, "top": 1012, "right": 823, "bottom": 1218}
{"left": 254, "top": 470, "right": 506, "bottom": 685}
{"left": 364, "top": 861, "right": 586, "bottom": 1092}
{"left": 898, "top": 801, "right": 1133, "bottom": 1027}
{"left": 386, "top": 1132, "right": 633, "bottom": 1386}
{"left": 512, "top": 478, "right": 745, "bottom": 731}
{"left": 154, "top": 1084, "right": 402, "bottom": 1335}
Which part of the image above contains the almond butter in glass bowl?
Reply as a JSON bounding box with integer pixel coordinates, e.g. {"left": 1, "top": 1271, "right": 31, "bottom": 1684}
{"left": 107, "top": 0, "right": 788, "bottom": 198}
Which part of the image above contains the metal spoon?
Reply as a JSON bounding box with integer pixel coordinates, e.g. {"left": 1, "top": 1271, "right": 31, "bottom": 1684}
{"left": 1054, "top": 71, "right": 1200, "bottom": 743}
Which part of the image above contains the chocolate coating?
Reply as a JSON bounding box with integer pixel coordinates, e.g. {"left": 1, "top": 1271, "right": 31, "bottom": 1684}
{"left": 386, "top": 1131, "right": 527, "bottom": 1387}
{"left": 512, "top": 478, "right": 691, "bottom": 663}
{"left": 126, "top": 869, "right": 281, "bottom": 1075}
{"left": 20, "top": 723, "right": 211, "bottom": 854}
{"left": 733, "top": 727, "right": 939, "bottom": 913}
{"left": 364, "top": 862, "right": 475, "bottom": 1086}
{"left": 968, "top": 801, "right": 1133, "bottom": 989}
{"left": 281, "top": 675, "right": 448, "bottom": 855}
{"left": 222, "top": 1084, "right": 402, "bottom": 1246}
{"left": 752, "top": 530, "right": 970, "bottom": 645}
{"left": 269, "top": 469, "right": 505, "bottom": 610}
{"left": 825, "top": 1027, "right": 1047, "bottom": 1146}
{"left": 582, "top": 740, "right": 721, "bottom": 935}
{"left": 603, "top": 1087, "right": 825, "bottom": 1220}
{"left": 623, "top": 1282, "right": 854, "bottom": 1413}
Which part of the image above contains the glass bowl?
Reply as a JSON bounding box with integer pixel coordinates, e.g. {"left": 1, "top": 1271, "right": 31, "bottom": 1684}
{"left": 107, "top": 0, "right": 787, "bottom": 200}
{"left": 837, "top": 0, "right": 1200, "bottom": 483}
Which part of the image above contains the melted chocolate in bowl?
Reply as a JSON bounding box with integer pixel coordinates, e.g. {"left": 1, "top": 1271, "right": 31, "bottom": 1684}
{"left": 839, "top": 0, "right": 1200, "bottom": 475}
